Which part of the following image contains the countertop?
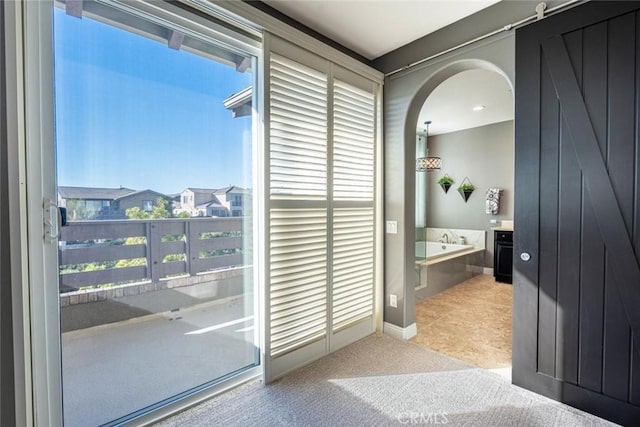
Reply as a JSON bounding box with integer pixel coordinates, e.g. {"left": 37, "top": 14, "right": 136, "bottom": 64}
{"left": 491, "top": 227, "right": 513, "bottom": 232}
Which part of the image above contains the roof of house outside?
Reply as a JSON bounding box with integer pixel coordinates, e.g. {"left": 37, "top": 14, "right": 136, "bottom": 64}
{"left": 223, "top": 86, "right": 252, "bottom": 118}
{"left": 223, "top": 86, "right": 252, "bottom": 110}
{"left": 183, "top": 188, "right": 218, "bottom": 195}
{"left": 60, "top": 186, "right": 246, "bottom": 201}
{"left": 197, "top": 197, "right": 223, "bottom": 209}
{"left": 58, "top": 186, "right": 136, "bottom": 200}
{"left": 214, "top": 185, "right": 246, "bottom": 195}
{"left": 114, "top": 189, "right": 170, "bottom": 201}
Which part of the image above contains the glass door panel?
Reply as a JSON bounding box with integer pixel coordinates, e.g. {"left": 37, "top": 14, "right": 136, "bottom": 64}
{"left": 53, "top": 3, "right": 258, "bottom": 425}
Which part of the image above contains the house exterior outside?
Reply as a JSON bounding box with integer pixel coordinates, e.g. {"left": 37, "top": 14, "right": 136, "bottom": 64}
{"left": 202, "top": 199, "right": 227, "bottom": 217}
{"left": 214, "top": 186, "right": 250, "bottom": 217}
{"left": 58, "top": 186, "right": 135, "bottom": 220}
{"left": 115, "top": 190, "right": 172, "bottom": 216}
{"left": 58, "top": 186, "right": 171, "bottom": 220}
{"left": 177, "top": 188, "right": 218, "bottom": 217}
{"left": 175, "top": 186, "right": 249, "bottom": 217}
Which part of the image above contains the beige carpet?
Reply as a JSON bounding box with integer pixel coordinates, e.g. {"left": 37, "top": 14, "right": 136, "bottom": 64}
{"left": 413, "top": 274, "right": 512, "bottom": 368}
{"left": 156, "top": 334, "right": 616, "bottom": 426}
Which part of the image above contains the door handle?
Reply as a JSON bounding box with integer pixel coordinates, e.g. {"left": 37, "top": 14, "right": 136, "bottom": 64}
{"left": 44, "top": 200, "right": 62, "bottom": 243}
{"left": 60, "top": 207, "right": 67, "bottom": 227}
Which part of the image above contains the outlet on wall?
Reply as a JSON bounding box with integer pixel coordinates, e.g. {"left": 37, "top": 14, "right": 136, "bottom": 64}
{"left": 390, "top": 294, "right": 398, "bottom": 308}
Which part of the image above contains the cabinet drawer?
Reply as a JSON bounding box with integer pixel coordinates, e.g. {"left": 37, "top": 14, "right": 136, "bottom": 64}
{"left": 494, "top": 230, "right": 513, "bottom": 284}
{"left": 495, "top": 231, "right": 513, "bottom": 242}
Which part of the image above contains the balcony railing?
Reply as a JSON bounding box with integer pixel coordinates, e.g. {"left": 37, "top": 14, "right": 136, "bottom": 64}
{"left": 59, "top": 217, "right": 247, "bottom": 293}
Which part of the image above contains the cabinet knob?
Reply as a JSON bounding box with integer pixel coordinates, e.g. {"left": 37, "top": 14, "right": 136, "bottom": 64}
{"left": 520, "top": 252, "right": 531, "bottom": 262}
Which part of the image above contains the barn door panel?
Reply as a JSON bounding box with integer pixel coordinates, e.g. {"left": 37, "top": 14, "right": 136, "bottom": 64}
{"left": 514, "top": 2, "right": 640, "bottom": 424}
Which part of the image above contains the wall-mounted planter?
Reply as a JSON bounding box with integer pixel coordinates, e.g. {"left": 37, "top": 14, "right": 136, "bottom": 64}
{"left": 436, "top": 174, "right": 454, "bottom": 194}
{"left": 459, "top": 189, "right": 473, "bottom": 202}
{"left": 457, "top": 177, "right": 475, "bottom": 203}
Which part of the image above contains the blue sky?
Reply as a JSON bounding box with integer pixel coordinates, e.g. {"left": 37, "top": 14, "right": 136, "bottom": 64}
{"left": 54, "top": 8, "right": 253, "bottom": 194}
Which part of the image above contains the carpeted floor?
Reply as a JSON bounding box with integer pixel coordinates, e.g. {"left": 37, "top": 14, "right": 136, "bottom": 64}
{"left": 156, "top": 334, "right": 616, "bottom": 426}
{"left": 412, "top": 274, "right": 512, "bottom": 368}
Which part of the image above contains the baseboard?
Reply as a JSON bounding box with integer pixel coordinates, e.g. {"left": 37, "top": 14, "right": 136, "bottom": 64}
{"left": 465, "top": 265, "right": 493, "bottom": 275}
{"left": 383, "top": 322, "right": 417, "bottom": 340}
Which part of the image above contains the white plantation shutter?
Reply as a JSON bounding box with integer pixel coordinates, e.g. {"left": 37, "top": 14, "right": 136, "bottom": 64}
{"left": 331, "top": 79, "right": 375, "bottom": 334}
{"left": 269, "top": 54, "right": 327, "bottom": 200}
{"left": 333, "top": 81, "right": 375, "bottom": 201}
{"left": 332, "top": 208, "right": 374, "bottom": 331}
{"left": 269, "top": 209, "right": 327, "bottom": 356}
{"left": 266, "top": 37, "right": 379, "bottom": 381}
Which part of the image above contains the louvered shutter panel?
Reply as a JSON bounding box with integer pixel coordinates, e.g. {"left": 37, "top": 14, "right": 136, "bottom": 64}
{"left": 268, "top": 52, "right": 329, "bottom": 360}
{"left": 269, "top": 54, "right": 327, "bottom": 200}
{"left": 265, "top": 39, "right": 379, "bottom": 380}
{"left": 269, "top": 209, "right": 327, "bottom": 357}
{"left": 332, "top": 207, "right": 374, "bottom": 331}
{"left": 333, "top": 80, "right": 375, "bottom": 201}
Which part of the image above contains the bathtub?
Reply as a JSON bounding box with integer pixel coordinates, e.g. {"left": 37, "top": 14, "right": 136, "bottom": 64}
{"left": 415, "top": 241, "right": 475, "bottom": 261}
{"left": 415, "top": 240, "right": 484, "bottom": 301}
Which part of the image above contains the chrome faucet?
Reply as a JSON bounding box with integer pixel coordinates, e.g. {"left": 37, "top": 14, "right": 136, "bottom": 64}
{"left": 439, "top": 233, "right": 449, "bottom": 244}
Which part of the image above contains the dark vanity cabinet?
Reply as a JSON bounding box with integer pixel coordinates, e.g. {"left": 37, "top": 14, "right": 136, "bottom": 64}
{"left": 493, "top": 230, "right": 513, "bottom": 284}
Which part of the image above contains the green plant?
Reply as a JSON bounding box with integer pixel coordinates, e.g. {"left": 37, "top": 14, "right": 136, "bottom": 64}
{"left": 457, "top": 183, "right": 475, "bottom": 191}
{"left": 437, "top": 176, "right": 454, "bottom": 185}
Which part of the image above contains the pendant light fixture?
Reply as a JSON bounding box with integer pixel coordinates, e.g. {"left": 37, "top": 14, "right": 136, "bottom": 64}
{"left": 415, "top": 121, "right": 441, "bottom": 172}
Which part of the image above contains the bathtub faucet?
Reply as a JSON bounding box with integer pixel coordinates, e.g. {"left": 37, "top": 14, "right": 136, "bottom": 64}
{"left": 439, "top": 233, "right": 450, "bottom": 244}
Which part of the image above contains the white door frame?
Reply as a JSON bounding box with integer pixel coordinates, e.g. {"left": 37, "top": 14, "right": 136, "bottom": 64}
{"left": 18, "top": 1, "right": 264, "bottom": 425}
{"left": 21, "top": 1, "right": 63, "bottom": 425}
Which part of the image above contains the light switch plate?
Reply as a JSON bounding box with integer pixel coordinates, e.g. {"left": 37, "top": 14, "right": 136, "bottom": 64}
{"left": 386, "top": 220, "right": 398, "bottom": 234}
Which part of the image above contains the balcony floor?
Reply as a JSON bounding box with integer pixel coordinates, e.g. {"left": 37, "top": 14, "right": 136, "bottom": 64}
{"left": 62, "top": 293, "right": 256, "bottom": 427}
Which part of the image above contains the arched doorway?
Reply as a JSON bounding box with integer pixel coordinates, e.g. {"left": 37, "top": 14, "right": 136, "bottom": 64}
{"left": 408, "top": 61, "right": 515, "bottom": 376}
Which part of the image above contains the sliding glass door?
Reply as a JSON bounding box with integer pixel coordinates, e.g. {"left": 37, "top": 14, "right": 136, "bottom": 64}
{"left": 48, "top": 1, "right": 260, "bottom": 425}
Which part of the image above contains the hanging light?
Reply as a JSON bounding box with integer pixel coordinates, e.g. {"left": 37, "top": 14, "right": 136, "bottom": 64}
{"left": 416, "top": 157, "right": 429, "bottom": 171}
{"left": 425, "top": 156, "right": 442, "bottom": 170}
{"left": 416, "top": 121, "right": 440, "bottom": 172}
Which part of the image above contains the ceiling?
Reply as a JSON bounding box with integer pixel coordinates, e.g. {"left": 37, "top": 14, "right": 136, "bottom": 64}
{"left": 261, "top": 0, "right": 513, "bottom": 135}
{"left": 418, "top": 69, "right": 513, "bottom": 135}
{"left": 261, "top": 0, "right": 501, "bottom": 60}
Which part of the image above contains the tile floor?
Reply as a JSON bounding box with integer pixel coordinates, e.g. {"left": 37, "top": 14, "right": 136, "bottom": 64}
{"left": 411, "top": 274, "right": 512, "bottom": 369}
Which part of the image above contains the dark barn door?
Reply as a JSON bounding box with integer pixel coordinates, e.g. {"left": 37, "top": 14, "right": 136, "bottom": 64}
{"left": 514, "top": 1, "right": 640, "bottom": 424}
